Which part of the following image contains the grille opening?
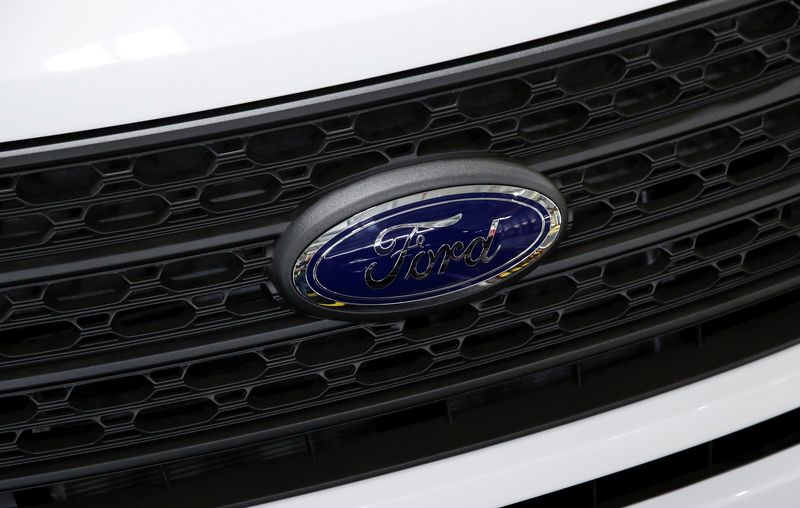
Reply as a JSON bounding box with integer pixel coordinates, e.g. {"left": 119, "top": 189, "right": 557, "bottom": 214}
{"left": 319, "top": 116, "right": 352, "bottom": 132}
{"left": 135, "top": 400, "right": 217, "bottom": 433}
{"left": 603, "top": 249, "right": 669, "bottom": 286}
{"left": 783, "top": 199, "right": 800, "bottom": 226}
{"left": 615, "top": 77, "right": 681, "bottom": 116}
{"left": 263, "top": 343, "right": 294, "bottom": 360}
{"left": 276, "top": 166, "right": 308, "bottom": 181}
{"left": 246, "top": 125, "right": 324, "bottom": 164}
{"left": 461, "top": 323, "right": 533, "bottom": 359}
{"left": 18, "top": 421, "right": 103, "bottom": 453}
{"left": 705, "top": 51, "right": 766, "bottom": 89}
{"left": 184, "top": 354, "right": 266, "bottom": 390}
{"left": 402, "top": 306, "right": 477, "bottom": 340}
{"left": 416, "top": 128, "right": 492, "bottom": 155}
{"left": 247, "top": 375, "right": 326, "bottom": 410}
{"left": 0, "top": 396, "right": 35, "bottom": 426}
{"left": 570, "top": 202, "right": 612, "bottom": 234}
{"left": 369, "top": 402, "right": 448, "bottom": 434}
{"left": 199, "top": 175, "right": 280, "bottom": 212}
{"left": 164, "top": 187, "right": 198, "bottom": 203}
{"left": 0, "top": 296, "right": 9, "bottom": 321}
{"left": 446, "top": 362, "right": 576, "bottom": 418}
{"left": 430, "top": 339, "right": 460, "bottom": 355}
{"left": 579, "top": 330, "right": 695, "bottom": 382}
{"left": 702, "top": 283, "right": 800, "bottom": 340}
{"left": 556, "top": 54, "right": 626, "bottom": 93}
{"left": 110, "top": 301, "right": 195, "bottom": 337}
{"left": 0, "top": 215, "right": 51, "bottom": 249}
{"left": 596, "top": 445, "right": 709, "bottom": 505}
{"left": 638, "top": 175, "right": 703, "bottom": 212}
{"left": 743, "top": 236, "right": 800, "bottom": 272}
{"left": 14, "top": 486, "right": 58, "bottom": 506}
{"left": 426, "top": 114, "right": 464, "bottom": 130}
{"left": 69, "top": 377, "right": 154, "bottom": 411}
{"left": 310, "top": 151, "right": 389, "bottom": 187}
{"left": 43, "top": 274, "right": 128, "bottom": 311}
{"left": 208, "top": 138, "right": 244, "bottom": 155}
{"left": 133, "top": 147, "right": 214, "bottom": 185}
{"left": 295, "top": 330, "right": 374, "bottom": 366}
{"left": 560, "top": 295, "right": 629, "bottom": 331}
{"left": 676, "top": 126, "right": 740, "bottom": 165}
{"left": 161, "top": 253, "right": 243, "bottom": 291}
{"left": 85, "top": 196, "right": 168, "bottom": 233}
{"left": 519, "top": 104, "right": 589, "bottom": 141}
{"left": 215, "top": 389, "right": 247, "bottom": 405}
{"left": 0, "top": 322, "right": 79, "bottom": 357}
{"left": 6, "top": 285, "right": 43, "bottom": 302}
{"left": 583, "top": 154, "right": 652, "bottom": 192}
{"left": 738, "top": 2, "right": 798, "bottom": 40}
{"left": 16, "top": 166, "right": 101, "bottom": 204}
{"left": 356, "top": 350, "right": 433, "bottom": 385}
{"left": 354, "top": 102, "right": 429, "bottom": 141}
{"left": 34, "top": 388, "right": 69, "bottom": 404}
{"left": 94, "top": 158, "right": 131, "bottom": 175}
{"left": 653, "top": 266, "right": 719, "bottom": 302}
{"left": 764, "top": 101, "right": 800, "bottom": 136}
{"left": 506, "top": 277, "right": 577, "bottom": 313}
{"left": 225, "top": 284, "right": 278, "bottom": 315}
{"left": 791, "top": 35, "right": 800, "bottom": 59}
{"left": 513, "top": 483, "right": 595, "bottom": 507}
{"left": 150, "top": 367, "right": 183, "bottom": 383}
{"left": 458, "top": 79, "right": 531, "bottom": 117}
{"left": 100, "top": 181, "right": 141, "bottom": 196}
{"left": 124, "top": 266, "right": 159, "bottom": 283}
{"left": 650, "top": 28, "right": 715, "bottom": 67}
{"left": 727, "top": 146, "right": 789, "bottom": 184}
{"left": 717, "top": 410, "right": 800, "bottom": 466}
{"left": 695, "top": 220, "right": 759, "bottom": 257}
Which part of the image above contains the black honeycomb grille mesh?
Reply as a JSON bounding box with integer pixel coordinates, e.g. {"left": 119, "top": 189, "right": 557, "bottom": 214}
{"left": 2, "top": 0, "right": 800, "bottom": 500}
{"left": 2, "top": 194, "right": 800, "bottom": 465}
{"left": 1, "top": 96, "right": 799, "bottom": 369}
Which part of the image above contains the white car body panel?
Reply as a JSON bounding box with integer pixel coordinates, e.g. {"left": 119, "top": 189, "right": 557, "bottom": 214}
{"left": 263, "top": 343, "right": 800, "bottom": 507}
{"left": 0, "top": 0, "right": 672, "bottom": 142}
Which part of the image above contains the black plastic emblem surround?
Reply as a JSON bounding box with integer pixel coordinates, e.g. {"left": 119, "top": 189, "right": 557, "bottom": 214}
{"left": 271, "top": 158, "right": 567, "bottom": 320}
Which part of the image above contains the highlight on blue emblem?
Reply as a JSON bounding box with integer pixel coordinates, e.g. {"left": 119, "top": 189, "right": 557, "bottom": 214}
{"left": 292, "top": 185, "right": 562, "bottom": 308}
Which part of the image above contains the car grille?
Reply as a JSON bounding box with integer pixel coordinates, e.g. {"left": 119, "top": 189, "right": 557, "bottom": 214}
{"left": 2, "top": 0, "right": 800, "bottom": 505}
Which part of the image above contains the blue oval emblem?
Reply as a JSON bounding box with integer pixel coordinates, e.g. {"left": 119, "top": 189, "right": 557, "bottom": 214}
{"left": 292, "top": 185, "right": 562, "bottom": 308}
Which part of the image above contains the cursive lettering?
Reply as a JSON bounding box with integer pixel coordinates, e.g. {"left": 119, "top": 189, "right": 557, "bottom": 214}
{"left": 364, "top": 214, "right": 509, "bottom": 289}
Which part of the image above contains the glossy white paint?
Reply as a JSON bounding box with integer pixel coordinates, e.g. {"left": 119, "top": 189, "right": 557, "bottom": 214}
{"left": 261, "top": 343, "right": 800, "bottom": 508}
{"left": 0, "top": 0, "right": 673, "bottom": 142}
{"left": 632, "top": 443, "right": 800, "bottom": 508}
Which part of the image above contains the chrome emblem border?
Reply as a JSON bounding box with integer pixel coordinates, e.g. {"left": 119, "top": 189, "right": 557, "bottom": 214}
{"left": 291, "top": 184, "right": 562, "bottom": 310}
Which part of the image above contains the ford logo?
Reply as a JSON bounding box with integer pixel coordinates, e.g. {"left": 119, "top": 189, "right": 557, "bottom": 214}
{"left": 272, "top": 158, "right": 566, "bottom": 320}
